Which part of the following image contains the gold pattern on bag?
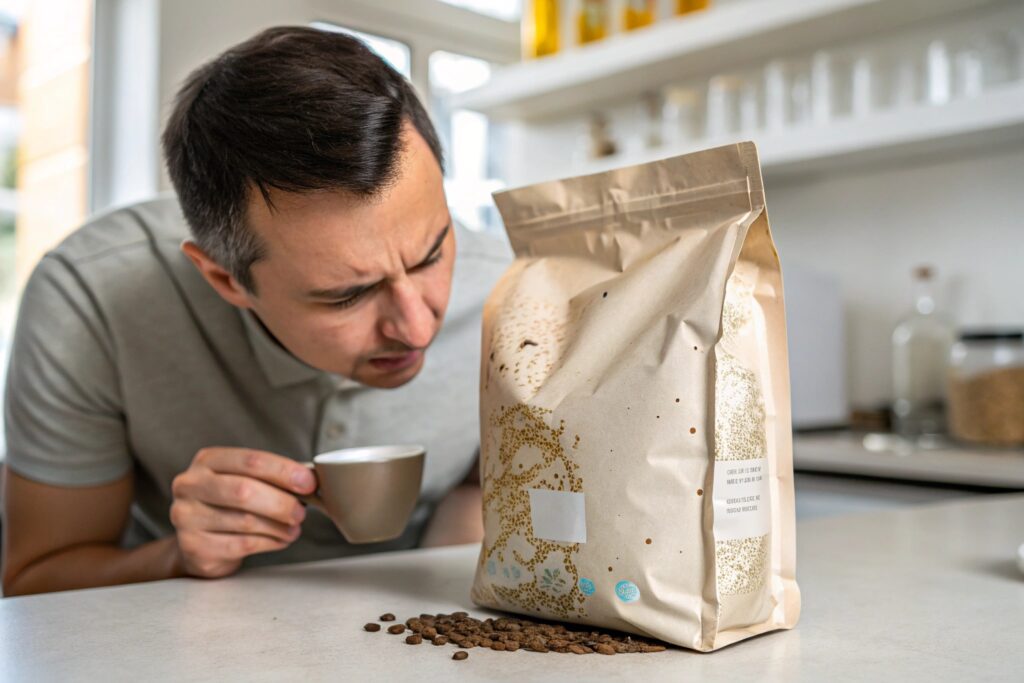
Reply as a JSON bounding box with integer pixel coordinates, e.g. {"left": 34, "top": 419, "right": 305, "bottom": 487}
{"left": 478, "top": 404, "right": 587, "bottom": 618}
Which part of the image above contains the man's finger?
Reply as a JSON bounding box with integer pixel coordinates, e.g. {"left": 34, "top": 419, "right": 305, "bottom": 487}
{"left": 192, "top": 530, "right": 291, "bottom": 563}
{"left": 178, "top": 499, "right": 301, "bottom": 542}
{"left": 196, "top": 448, "right": 316, "bottom": 493}
{"left": 180, "top": 473, "right": 307, "bottom": 527}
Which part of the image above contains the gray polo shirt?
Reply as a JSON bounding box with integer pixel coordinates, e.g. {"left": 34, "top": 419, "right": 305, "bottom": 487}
{"left": 4, "top": 197, "right": 509, "bottom": 566}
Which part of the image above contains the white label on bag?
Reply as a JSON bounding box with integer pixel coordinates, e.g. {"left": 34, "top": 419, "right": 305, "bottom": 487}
{"left": 528, "top": 489, "right": 587, "bottom": 544}
{"left": 713, "top": 458, "right": 771, "bottom": 541}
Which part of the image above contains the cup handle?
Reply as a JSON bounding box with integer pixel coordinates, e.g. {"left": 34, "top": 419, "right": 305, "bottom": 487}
{"left": 296, "top": 462, "right": 325, "bottom": 512}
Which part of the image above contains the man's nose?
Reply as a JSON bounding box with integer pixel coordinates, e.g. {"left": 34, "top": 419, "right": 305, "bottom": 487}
{"left": 380, "top": 278, "right": 435, "bottom": 349}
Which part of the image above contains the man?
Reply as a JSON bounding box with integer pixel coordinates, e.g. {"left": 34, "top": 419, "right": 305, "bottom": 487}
{"left": 0, "top": 26, "right": 509, "bottom": 596}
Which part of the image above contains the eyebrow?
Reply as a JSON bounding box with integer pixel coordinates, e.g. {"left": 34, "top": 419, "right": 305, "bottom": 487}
{"left": 307, "top": 223, "right": 450, "bottom": 301}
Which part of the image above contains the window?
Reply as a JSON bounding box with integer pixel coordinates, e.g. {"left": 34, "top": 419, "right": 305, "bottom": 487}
{"left": 310, "top": 21, "right": 411, "bottom": 78}
{"left": 309, "top": 23, "right": 505, "bottom": 233}
{"left": 429, "top": 51, "right": 504, "bottom": 233}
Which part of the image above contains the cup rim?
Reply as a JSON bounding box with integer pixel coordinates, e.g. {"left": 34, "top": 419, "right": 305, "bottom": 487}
{"left": 313, "top": 444, "right": 425, "bottom": 465}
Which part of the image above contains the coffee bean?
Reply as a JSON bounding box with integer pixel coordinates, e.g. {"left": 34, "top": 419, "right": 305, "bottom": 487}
{"left": 452, "top": 651, "right": 469, "bottom": 661}
{"left": 387, "top": 625, "right": 406, "bottom": 635}
{"left": 379, "top": 613, "right": 396, "bottom": 622}
{"left": 363, "top": 623, "right": 381, "bottom": 632}
{"left": 379, "top": 611, "right": 669, "bottom": 656}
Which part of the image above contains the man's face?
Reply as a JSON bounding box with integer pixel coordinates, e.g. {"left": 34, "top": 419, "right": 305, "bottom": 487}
{"left": 237, "top": 129, "right": 455, "bottom": 389}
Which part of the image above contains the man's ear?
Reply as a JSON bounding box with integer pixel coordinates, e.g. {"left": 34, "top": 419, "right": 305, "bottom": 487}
{"left": 181, "top": 240, "right": 254, "bottom": 309}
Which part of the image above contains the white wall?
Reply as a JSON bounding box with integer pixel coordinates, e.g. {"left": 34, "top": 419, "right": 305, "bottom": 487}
{"left": 769, "top": 141, "right": 1024, "bottom": 408}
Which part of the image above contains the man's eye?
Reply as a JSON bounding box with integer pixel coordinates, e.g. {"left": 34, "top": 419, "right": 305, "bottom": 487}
{"left": 419, "top": 251, "right": 443, "bottom": 269}
{"left": 328, "top": 292, "right": 365, "bottom": 309}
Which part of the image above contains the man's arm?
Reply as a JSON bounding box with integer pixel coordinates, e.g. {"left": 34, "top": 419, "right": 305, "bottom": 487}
{"left": 420, "top": 458, "right": 483, "bottom": 548}
{"left": 1, "top": 468, "right": 182, "bottom": 596}
{"left": 2, "top": 448, "right": 318, "bottom": 597}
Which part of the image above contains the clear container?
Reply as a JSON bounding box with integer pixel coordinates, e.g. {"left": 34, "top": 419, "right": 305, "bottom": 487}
{"left": 947, "top": 330, "right": 1024, "bottom": 447}
{"left": 662, "top": 84, "right": 705, "bottom": 146}
{"left": 891, "top": 265, "right": 955, "bottom": 438}
{"left": 763, "top": 58, "right": 812, "bottom": 132}
{"left": 707, "top": 71, "right": 760, "bottom": 139}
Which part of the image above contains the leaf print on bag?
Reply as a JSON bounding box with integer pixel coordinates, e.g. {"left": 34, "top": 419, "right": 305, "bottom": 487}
{"left": 539, "top": 567, "right": 569, "bottom": 595}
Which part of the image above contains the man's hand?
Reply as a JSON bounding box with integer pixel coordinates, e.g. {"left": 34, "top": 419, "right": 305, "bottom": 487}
{"left": 170, "top": 448, "right": 317, "bottom": 578}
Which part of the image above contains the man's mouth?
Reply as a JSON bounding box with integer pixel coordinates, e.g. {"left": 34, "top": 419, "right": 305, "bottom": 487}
{"left": 367, "top": 350, "right": 423, "bottom": 373}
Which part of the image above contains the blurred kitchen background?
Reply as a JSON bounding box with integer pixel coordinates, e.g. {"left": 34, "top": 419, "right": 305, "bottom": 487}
{"left": 0, "top": 0, "right": 1021, "bottom": 517}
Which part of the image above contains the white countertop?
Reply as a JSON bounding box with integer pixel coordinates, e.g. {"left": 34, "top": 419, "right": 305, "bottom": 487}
{"left": 794, "top": 432, "right": 1024, "bottom": 489}
{"left": 1, "top": 495, "right": 1022, "bottom": 681}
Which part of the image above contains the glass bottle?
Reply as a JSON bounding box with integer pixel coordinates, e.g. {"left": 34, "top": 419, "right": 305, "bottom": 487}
{"left": 587, "top": 112, "right": 618, "bottom": 159}
{"left": 623, "top": 0, "right": 656, "bottom": 31}
{"left": 891, "top": 265, "right": 956, "bottom": 438}
{"left": 523, "top": 0, "right": 560, "bottom": 59}
{"left": 578, "top": 0, "right": 609, "bottom": 45}
{"left": 676, "top": 0, "right": 711, "bottom": 16}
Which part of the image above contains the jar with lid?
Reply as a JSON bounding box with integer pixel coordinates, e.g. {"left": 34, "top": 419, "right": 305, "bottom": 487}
{"left": 947, "top": 329, "right": 1024, "bottom": 447}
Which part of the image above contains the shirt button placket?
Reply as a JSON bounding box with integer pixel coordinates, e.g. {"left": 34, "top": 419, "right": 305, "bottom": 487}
{"left": 318, "top": 390, "right": 350, "bottom": 452}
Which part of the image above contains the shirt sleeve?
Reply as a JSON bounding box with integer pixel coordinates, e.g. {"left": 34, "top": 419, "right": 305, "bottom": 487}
{"left": 3, "top": 254, "right": 132, "bottom": 486}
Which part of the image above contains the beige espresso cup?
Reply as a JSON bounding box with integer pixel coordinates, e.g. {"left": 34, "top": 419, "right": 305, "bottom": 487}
{"left": 300, "top": 445, "right": 425, "bottom": 544}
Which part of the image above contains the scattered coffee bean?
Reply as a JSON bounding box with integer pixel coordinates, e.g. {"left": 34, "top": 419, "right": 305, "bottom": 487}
{"left": 371, "top": 611, "right": 669, "bottom": 655}
{"left": 379, "top": 613, "right": 396, "bottom": 622}
{"left": 452, "top": 651, "right": 469, "bottom": 661}
{"left": 363, "top": 623, "right": 381, "bottom": 632}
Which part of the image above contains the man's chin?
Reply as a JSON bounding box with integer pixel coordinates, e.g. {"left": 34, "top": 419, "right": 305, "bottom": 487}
{"left": 355, "top": 352, "right": 426, "bottom": 389}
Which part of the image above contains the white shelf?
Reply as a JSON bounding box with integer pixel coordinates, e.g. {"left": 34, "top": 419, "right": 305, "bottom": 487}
{"left": 510, "top": 81, "right": 1024, "bottom": 186}
{"left": 450, "top": 0, "right": 1002, "bottom": 121}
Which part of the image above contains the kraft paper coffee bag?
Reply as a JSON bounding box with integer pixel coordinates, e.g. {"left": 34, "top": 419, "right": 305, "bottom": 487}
{"left": 470, "top": 142, "right": 800, "bottom": 651}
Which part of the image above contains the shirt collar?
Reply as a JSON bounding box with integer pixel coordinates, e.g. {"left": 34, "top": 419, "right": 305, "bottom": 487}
{"left": 240, "top": 309, "right": 360, "bottom": 391}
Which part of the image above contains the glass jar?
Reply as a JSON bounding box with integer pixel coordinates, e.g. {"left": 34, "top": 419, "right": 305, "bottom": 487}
{"left": 947, "top": 330, "right": 1024, "bottom": 447}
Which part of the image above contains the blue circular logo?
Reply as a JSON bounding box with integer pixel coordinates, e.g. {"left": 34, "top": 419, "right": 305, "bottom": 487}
{"left": 615, "top": 580, "right": 640, "bottom": 603}
{"left": 578, "top": 577, "right": 595, "bottom": 596}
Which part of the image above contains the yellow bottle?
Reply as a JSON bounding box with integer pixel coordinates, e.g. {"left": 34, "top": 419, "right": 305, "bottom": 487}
{"left": 675, "top": 0, "right": 711, "bottom": 15}
{"left": 523, "top": 0, "right": 560, "bottom": 59}
{"left": 623, "top": 0, "right": 656, "bottom": 31}
{"left": 578, "top": 0, "right": 609, "bottom": 45}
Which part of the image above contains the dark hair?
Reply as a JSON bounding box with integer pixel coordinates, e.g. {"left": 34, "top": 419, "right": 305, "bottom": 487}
{"left": 162, "top": 26, "right": 444, "bottom": 292}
